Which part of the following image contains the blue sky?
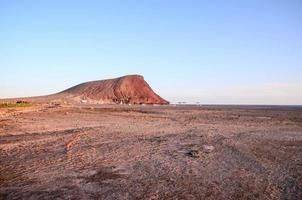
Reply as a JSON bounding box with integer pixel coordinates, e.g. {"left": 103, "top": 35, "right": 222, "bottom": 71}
{"left": 0, "top": 0, "right": 301, "bottom": 104}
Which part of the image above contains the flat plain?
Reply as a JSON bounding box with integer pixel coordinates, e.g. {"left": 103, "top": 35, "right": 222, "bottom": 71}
{"left": 0, "top": 104, "right": 301, "bottom": 199}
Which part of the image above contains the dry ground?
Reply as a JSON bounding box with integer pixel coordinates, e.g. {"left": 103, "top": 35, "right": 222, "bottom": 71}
{"left": 0, "top": 104, "right": 301, "bottom": 199}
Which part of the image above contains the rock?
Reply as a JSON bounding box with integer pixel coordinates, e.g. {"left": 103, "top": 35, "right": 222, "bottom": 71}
{"left": 186, "top": 150, "right": 199, "bottom": 158}
{"left": 202, "top": 145, "right": 215, "bottom": 153}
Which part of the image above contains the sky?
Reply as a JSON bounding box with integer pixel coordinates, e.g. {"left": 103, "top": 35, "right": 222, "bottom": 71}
{"left": 0, "top": 0, "right": 301, "bottom": 105}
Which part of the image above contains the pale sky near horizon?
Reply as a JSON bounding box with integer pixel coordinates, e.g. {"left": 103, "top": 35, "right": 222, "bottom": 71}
{"left": 1, "top": 0, "right": 301, "bottom": 104}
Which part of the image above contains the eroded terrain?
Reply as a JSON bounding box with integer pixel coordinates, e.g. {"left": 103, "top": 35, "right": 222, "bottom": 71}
{"left": 0, "top": 104, "right": 302, "bottom": 199}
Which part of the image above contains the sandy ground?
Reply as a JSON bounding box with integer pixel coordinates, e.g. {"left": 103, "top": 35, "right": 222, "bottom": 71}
{"left": 0, "top": 104, "right": 301, "bottom": 199}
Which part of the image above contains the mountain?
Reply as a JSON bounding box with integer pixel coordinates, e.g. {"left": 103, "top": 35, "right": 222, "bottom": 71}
{"left": 59, "top": 75, "right": 169, "bottom": 104}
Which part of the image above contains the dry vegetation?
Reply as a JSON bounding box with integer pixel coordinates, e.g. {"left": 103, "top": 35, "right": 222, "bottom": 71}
{"left": 0, "top": 102, "right": 31, "bottom": 109}
{"left": 0, "top": 104, "right": 301, "bottom": 199}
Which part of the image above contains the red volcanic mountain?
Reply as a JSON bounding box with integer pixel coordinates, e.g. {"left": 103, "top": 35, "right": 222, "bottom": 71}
{"left": 59, "top": 75, "right": 169, "bottom": 105}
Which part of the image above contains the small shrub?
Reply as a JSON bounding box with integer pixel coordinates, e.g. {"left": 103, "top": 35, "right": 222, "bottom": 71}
{"left": 0, "top": 102, "right": 32, "bottom": 108}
